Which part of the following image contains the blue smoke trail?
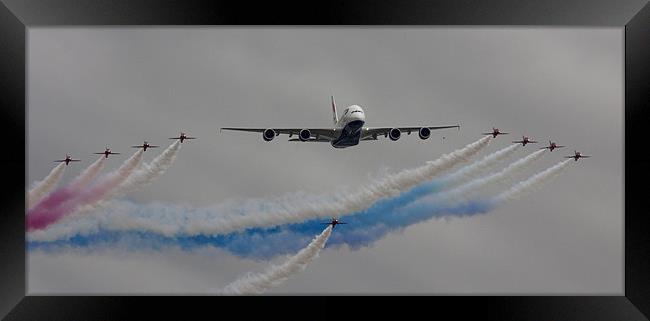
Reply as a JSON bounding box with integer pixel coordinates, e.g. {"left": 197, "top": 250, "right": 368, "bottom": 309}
{"left": 27, "top": 143, "right": 522, "bottom": 257}
{"left": 28, "top": 148, "right": 566, "bottom": 259}
{"left": 28, "top": 181, "right": 494, "bottom": 260}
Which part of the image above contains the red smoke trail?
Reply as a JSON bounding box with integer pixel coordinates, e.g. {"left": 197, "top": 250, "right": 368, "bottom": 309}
{"left": 27, "top": 150, "right": 143, "bottom": 231}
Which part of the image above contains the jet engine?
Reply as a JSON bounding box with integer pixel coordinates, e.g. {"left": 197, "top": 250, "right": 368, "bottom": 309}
{"left": 299, "top": 129, "right": 311, "bottom": 141}
{"left": 418, "top": 127, "right": 431, "bottom": 140}
{"left": 263, "top": 128, "right": 276, "bottom": 141}
{"left": 389, "top": 128, "right": 401, "bottom": 141}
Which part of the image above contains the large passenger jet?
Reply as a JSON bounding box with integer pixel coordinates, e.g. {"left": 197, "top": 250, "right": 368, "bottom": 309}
{"left": 220, "top": 97, "right": 460, "bottom": 149}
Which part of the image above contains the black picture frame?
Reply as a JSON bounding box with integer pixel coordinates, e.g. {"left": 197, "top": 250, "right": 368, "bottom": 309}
{"left": 1, "top": 0, "right": 648, "bottom": 319}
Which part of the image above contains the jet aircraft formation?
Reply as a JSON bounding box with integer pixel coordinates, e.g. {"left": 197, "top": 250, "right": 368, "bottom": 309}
{"left": 220, "top": 97, "right": 590, "bottom": 161}
{"left": 54, "top": 132, "right": 197, "bottom": 165}
{"left": 215, "top": 97, "right": 592, "bottom": 232}
{"left": 46, "top": 98, "right": 591, "bottom": 237}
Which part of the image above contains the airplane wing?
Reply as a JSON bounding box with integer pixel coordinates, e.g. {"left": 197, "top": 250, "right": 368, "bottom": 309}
{"left": 93, "top": 152, "right": 104, "bottom": 154}
{"left": 564, "top": 156, "right": 575, "bottom": 158}
{"left": 221, "top": 128, "right": 338, "bottom": 140}
{"left": 112, "top": 152, "right": 121, "bottom": 154}
{"left": 70, "top": 159, "right": 81, "bottom": 162}
{"left": 288, "top": 138, "right": 331, "bottom": 142}
{"left": 150, "top": 145, "right": 160, "bottom": 148}
{"left": 556, "top": 146, "right": 565, "bottom": 148}
{"left": 53, "top": 160, "right": 65, "bottom": 162}
{"left": 131, "top": 145, "right": 144, "bottom": 148}
{"left": 168, "top": 137, "right": 181, "bottom": 140}
{"left": 361, "top": 125, "right": 459, "bottom": 139}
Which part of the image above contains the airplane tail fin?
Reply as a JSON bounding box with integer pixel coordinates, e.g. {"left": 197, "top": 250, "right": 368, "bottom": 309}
{"left": 331, "top": 95, "right": 339, "bottom": 125}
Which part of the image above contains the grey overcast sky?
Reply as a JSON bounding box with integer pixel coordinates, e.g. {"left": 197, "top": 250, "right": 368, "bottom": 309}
{"left": 27, "top": 28, "right": 622, "bottom": 294}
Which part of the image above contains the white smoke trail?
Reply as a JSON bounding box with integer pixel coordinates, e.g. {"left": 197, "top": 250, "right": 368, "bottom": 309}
{"left": 67, "top": 157, "right": 107, "bottom": 192}
{"left": 51, "top": 141, "right": 181, "bottom": 223}
{"left": 115, "top": 140, "right": 182, "bottom": 195}
{"left": 27, "top": 163, "right": 66, "bottom": 209}
{"left": 66, "top": 150, "right": 144, "bottom": 215}
{"left": 25, "top": 150, "right": 144, "bottom": 232}
{"left": 440, "top": 143, "right": 520, "bottom": 187}
{"left": 493, "top": 159, "right": 572, "bottom": 203}
{"left": 381, "top": 136, "right": 492, "bottom": 194}
{"left": 97, "top": 149, "right": 145, "bottom": 193}
{"left": 218, "top": 225, "right": 332, "bottom": 295}
{"left": 28, "top": 136, "right": 491, "bottom": 241}
{"left": 422, "top": 149, "right": 547, "bottom": 204}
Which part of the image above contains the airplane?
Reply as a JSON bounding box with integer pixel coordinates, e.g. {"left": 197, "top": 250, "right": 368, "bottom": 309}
{"left": 482, "top": 127, "right": 509, "bottom": 138}
{"left": 220, "top": 96, "right": 460, "bottom": 149}
{"left": 131, "top": 141, "right": 159, "bottom": 151}
{"left": 54, "top": 154, "right": 81, "bottom": 166}
{"left": 169, "top": 132, "right": 197, "bottom": 143}
{"left": 94, "top": 146, "right": 121, "bottom": 158}
{"left": 513, "top": 136, "right": 538, "bottom": 146}
{"left": 540, "top": 140, "right": 565, "bottom": 152}
{"left": 321, "top": 218, "right": 347, "bottom": 229}
{"left": 565, "top": 150, "right": 591, "bottom": 161}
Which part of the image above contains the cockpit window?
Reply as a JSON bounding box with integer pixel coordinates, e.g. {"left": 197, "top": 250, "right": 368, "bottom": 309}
{"left": 351, "top": 110, "right": 363, "bottom": 114}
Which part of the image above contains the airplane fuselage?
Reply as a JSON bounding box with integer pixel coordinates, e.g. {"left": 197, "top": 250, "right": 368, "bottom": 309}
{"left": 331, "top": 105, "right": 366, "bottom": 149}
{"left": 55, "top": 155, "right": 78, "bottom": 165}
{"left": 328, "top": 219, "right": 345, "bottom": 228}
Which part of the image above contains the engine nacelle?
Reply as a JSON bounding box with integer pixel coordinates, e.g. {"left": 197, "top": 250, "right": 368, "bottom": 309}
{"left": 299, "top": 129, "right": 311, "bottom": 141}
{"left": 389, "top": 128, "right": 401, "bottom": 141}
{"left": 263, "top": 128, "right": 276, "bottom": 141}
{"left": 418, "top": 127, "right": 431, "bottom": 140}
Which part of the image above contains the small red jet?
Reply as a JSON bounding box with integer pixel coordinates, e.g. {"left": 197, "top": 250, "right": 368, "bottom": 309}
{"left": 565, "top": 150, "right": 591, "bottom": 161}
{"left": 321, "top": 218, "right": 347, "bottom": 229}
{"left": 540, "top": 140, "right": 565, "bottom": 152}
{"left": 169, "top": 132, "right": 197, "bottom": 143}
{"left": 94, "top": 146, "right": 121, "bottom": 158}
{"left": 54, "top": 154, "right": 81, "bottom": 166}
{"left": 513, "top": 136, "right": 538, "bottom": 146}
{"left": 131, "top": 141, "right": 159, "bottom": 152}
{"left": 483, "top": 127, "right": 509, "bottom": 138}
